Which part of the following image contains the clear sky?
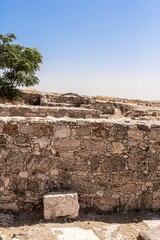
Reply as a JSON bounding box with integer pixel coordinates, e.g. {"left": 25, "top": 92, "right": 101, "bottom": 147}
{"left": 1, "top": 0, "right": 160, "bottom": 100}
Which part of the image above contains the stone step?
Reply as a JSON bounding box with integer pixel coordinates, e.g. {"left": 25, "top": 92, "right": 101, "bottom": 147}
{"left": 0, "top": 104, "right": 101, "bottom": 119}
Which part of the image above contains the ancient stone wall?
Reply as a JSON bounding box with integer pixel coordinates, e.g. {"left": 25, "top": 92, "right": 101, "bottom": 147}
{"left": 40, "top": 93, "right": 94, "bottom": 107}
{"left": 22, "top": 93, "right": 41, "bottom": 105}
{"left": 81, "top": 100, "right": 115, "bottom": 114}
{"left": 0, "top": 117, "right": 160, "bottom": 212}
{"left": 0, "top": 104, "right": 101, "bottom": 119}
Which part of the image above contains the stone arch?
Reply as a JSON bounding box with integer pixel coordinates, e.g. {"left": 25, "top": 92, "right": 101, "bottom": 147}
{"left": 56, "top": 93, "right": 83, "bottom": 107}
{"left": 57, "top": 93, "right": 82, "bottom": 99}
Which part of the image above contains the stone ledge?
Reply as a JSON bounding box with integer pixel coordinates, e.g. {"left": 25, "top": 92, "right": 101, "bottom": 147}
{"left": 0, "top": 104, "right": 101, "bottom": 119}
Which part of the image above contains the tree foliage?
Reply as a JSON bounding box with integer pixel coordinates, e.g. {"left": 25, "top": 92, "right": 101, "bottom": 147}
{"left": 0, "top": 33, "right": 42, "bottom": 99}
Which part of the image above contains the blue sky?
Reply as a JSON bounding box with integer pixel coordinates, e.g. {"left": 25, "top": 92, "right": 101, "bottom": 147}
{"left": 1, "top": 0, "right": 160, "bottom": 99}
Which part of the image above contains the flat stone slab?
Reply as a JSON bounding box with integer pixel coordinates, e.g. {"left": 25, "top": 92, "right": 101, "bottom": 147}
{"left": 51, "top": 227, "right": 99, "bottom": 240}
{"left": 43, "top": 191, "right": 79, "bottom": 220}
{"left": 143, "top": 219, "right": 160, "bottom": 229}
{"left": 138, "top": 230, "right": 160, "bottom": 240}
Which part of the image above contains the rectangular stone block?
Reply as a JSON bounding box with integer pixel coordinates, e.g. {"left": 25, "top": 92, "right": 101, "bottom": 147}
{"left": 43, "top": 191, "right": 79, "bottom": 220}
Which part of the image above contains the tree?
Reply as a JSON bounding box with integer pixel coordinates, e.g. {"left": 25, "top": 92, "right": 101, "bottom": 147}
{"left": 0, "top": 33, "right": 42, "bottom": 99}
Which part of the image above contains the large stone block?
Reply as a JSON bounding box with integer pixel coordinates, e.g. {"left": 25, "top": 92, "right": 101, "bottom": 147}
{"left": 43, "top": 191, "right": 79, "bottom": 220}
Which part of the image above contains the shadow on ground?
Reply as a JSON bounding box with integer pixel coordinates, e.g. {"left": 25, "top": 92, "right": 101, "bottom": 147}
{"left": 1, "top": 209, "right": 160, "bottom": 228}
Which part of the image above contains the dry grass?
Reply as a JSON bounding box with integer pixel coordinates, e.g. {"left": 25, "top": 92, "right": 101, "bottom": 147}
{"left": 22, "top": 89, "right": 44, "bottom": 94}
{"left": 0, "top": 97, "right": 22, "bottom": 105}
{"left": 96, "top": 95, "right": 122, "bottom": 102}
{"left": 96, "top": 95, "right": 151, "bottom": 106}
{"left": 22, "top": 89, "right": 60, "bottom": 96}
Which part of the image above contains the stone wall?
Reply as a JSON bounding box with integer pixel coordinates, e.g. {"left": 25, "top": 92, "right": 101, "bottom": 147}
{"left": 0, "top": 117, "right": 160, "bottom": 212}
{"left": 0, "top": 104, "right": 101, "bottom": 119}
{"left": 81, "top": 100, "right": 115, "bottom": 114}
{"left": 40, "top": 93, "right": 94, "bottom": 107}
{"left": 22, "top": 93, "right": 41, "bottom": 105}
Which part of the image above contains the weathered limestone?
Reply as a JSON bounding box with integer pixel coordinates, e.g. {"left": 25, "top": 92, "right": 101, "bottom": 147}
{"left": 138, "top": 230, "right": 160, "bottom": 240}
{"left": 43, "top": 191, "right": 79, "bottom": 219}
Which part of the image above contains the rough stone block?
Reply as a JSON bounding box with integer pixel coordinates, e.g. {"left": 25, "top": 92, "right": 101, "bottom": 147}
{"left": 43, "top": 191, "right": 79, "bottom": 220}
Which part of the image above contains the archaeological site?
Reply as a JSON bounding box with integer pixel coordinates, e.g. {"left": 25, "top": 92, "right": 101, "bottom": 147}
{"left": 1, "top": 92, "right": 160, "bottom": 213}
{"left": 0, "top": 92, "right": 160, "bottom": 239}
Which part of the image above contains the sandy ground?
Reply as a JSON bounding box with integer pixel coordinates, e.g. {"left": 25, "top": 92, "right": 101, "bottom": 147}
{"left": 0, "top": 210, "right": 160, "bottom": 240}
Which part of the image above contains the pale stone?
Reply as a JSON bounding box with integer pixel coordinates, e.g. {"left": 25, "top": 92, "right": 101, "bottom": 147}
{"left": 33, "top": 138, "right": 49, "bottom": 148}
{"left": 51, "top": 227, "right": 99, "bottom": 240}
{"left": 139, "top": 230, "right": 160, "bottom": 240}
{"left": 152, "top": 192, "right": 160, "bottom": 209}
{"left": 128, "top": 130, "right": 143, "bottom": 141}
{"left": 146, "top": 182, "right": 153, "bottom": 187}
{"left": 0, "top": 187, "right": 4, "bottom": 191}
{"left": 4, "top": 178, "right": 9, "bottom": 188}
{"left": 33, "top": 151, "right": 40, "bottom": 155}
{"left": 86, "top": 114, "right": 92, "bottom": 118}
{"left": 112, "top": 193, "right": 120, "bottom": 199}
{"left": 50, "top": 169, "right": 59, "bottom": 175}
{"left": 112, "top": 142, "right": 125, "bottom": 154}
{"left": 143, "top": 219, "right": 160, "bottom": 229}
{"left": 96, "top": 190, "right": 104, "bottom": 197}
{"left": 55, "top": 126, "right": 70, "bottom": 138}
{"left": 43, "top": 191, "right": 79, "bottom": 220}
{"left": 60, "top": 151, "right": 74, "bottom": 159}
{"left": 19, "top": 171, "right": 28, "bottom": 178}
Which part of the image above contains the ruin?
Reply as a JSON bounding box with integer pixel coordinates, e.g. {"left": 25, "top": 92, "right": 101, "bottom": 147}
{"left": 0, "top": 92, "right": 160, "bottom": 214}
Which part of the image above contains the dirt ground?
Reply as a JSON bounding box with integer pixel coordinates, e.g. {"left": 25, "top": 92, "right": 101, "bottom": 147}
{"left": 0, "top": 210, "right": 160, "bottom": 240}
